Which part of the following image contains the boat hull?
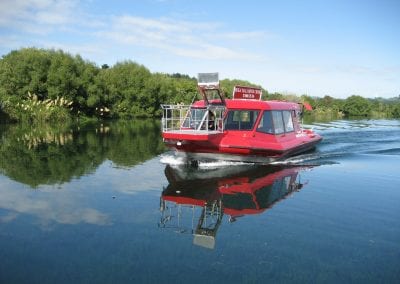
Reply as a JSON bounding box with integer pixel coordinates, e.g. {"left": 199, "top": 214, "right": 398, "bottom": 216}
{"left": 165, "top": 135, "right": 322, "bottom": 164}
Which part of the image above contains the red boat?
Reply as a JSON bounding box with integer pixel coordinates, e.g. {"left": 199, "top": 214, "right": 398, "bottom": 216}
{"left": 161, "top": 73, "right": 322, "bottom": 164}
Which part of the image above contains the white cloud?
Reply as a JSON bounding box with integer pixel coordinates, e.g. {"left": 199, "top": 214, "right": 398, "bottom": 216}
{"left": 0, "top": 1, "right": 266, "bottom": 62}
{"left": 0, "top": 179, "right": 111, "bottom": 226}
{"left": 98, "top": 15, "right": 264, "bottom": 61}
{"left": 37, "top": 40, "right": 107, "bottom": 59}
{"left": 115, "top": 15, "right": 190, "bottom": 34}
{"left": 219, "top": 31, "right": 268, "bottom": 40}
{"left": 0, "top": 0, "right": 79, "bottom": 34}
{"left": 170, "top": 44, "right": 260, "bottom": 60}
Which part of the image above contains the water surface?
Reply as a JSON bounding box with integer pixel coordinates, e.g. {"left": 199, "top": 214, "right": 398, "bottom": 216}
{"left": 0, "top": 119, "right": 399, "bottom": 283}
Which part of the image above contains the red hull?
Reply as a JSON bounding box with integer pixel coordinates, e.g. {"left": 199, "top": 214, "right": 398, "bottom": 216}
{"left": 163, "top": 130, "right": 321, "bottom": 162}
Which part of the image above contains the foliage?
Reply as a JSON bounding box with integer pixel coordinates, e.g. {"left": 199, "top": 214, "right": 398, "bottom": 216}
{"left": 342, "top": 95, "right": 372, "bottom": 117}
{"left": 0, "top": 120, "right": 165, "bottom": 187}
{"left": 391, "top": 103, "right": 400, "bottom": 118}
{"left": 2, "top": 91, "right": 73, "bottom": 122}
{"left": 0, "top": 47, "right": 399, "bottom": 121}
{"left": 0, "top": 48, "right": 200, "bottom": 121}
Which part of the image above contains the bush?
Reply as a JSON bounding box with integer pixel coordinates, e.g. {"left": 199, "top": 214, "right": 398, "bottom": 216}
{"left": 2, "top": 92, "right": 73, "bottom": 123}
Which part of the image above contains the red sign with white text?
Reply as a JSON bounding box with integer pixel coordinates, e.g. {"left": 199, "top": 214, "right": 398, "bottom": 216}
{"left": 233, "top": 86, "right": 262, "bottom": 100}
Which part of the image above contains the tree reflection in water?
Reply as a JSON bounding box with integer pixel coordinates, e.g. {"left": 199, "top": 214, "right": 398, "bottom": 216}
{"left": 0, "top": 120, "right": 165, "bottom": 187}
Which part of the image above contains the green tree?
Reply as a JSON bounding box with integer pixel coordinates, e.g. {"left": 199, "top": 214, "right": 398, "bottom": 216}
{"left": 342, "top": 95, "right": 372, "bottom": 117}
{"left": 171, "top": 76, "right": 198, "bottom": 104}
{"left": 0, "top": 48, "right": 52, "bottom": 100}
{"left": 0, "top": 48, "right": 99, "bottom": 121}
{"left": 268, "top": 92, "right": 285, "bottom": 100}
{"left": 103, "top": 61, "right": 152, "bottom": 118}
{"left": 391, "top": 103, "right": 400, "bottom": 118}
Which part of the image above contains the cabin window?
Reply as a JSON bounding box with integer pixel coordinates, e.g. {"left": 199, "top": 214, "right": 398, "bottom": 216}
{"left": 282, "top": 110, "right": 294, "bottom": 132}
{"left": 257, "top": 110, "right": 295, "bottom": 134}
{"left": 257, "top": 111, "right": 274, "bottom": 134}
{"left": 272, "top": 111, "right": 285, "bottom": 134}
{"left": 225, "top": 110, "right": 259, "bottom": 130}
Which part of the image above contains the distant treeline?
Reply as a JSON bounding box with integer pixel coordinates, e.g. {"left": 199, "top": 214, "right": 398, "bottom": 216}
{"left": 0, "top": 47, "right": 399, "bottom": 122}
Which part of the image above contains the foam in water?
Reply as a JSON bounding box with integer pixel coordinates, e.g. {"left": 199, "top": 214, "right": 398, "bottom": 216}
{"left": 160, "top": 154, "right": 254, "bottom": 169}
{"left": 270, "top": 152, "right": 341, "bottom": 166}
{"left": 197, "top": 160, "right": 253, "bottom": 169}
{"left": 160, "top": 155, "right": 186, "bottom": 166}
{"left": 161, "top": 152, "right": 337, "bottom": 168}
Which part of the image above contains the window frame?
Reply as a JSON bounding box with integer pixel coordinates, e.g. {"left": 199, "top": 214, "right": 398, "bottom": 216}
{"left": 256, "top": 110, "right": 295, "bottom": 135}
{"left": 224, "top": 109, "right": 260, "bottom": 131}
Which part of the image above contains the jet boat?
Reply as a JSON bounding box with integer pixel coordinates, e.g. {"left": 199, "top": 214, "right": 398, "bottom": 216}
{"left": 161, "top": 73, "right": 322, "bottom": 164}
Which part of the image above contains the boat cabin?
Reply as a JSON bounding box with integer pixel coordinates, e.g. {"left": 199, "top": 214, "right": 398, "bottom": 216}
{"left": 162, "top": 88, "right": 302, "bottom": 139}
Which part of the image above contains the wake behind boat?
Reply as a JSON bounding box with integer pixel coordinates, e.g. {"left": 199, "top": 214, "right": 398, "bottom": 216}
{"left": 161, "top": 73, "right": 322, "bottom": 164}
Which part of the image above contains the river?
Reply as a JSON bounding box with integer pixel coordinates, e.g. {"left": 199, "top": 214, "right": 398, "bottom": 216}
{"left": 0, "top": 119, "right": 399, "bottom": 283}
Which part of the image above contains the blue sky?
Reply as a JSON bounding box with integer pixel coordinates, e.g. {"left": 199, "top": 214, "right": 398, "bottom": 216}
{"left": 0, "top": 0, "right": 399, "bottom": 98}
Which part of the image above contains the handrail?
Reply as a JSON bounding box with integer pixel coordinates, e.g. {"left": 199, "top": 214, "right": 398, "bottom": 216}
{"left": 161, "top": 104, "right": 225, "bottom": 133}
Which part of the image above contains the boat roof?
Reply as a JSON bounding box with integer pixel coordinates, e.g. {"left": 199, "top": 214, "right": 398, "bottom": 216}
{"left": 192, "top": 99, "right": 300, "bottom": 111}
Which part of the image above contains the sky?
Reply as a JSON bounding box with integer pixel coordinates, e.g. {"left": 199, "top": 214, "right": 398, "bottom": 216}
{"left": 0, "top": 0, "right": 399, "bottom": 99}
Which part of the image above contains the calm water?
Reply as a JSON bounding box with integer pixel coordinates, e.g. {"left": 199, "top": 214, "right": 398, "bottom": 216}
{"left": 0, "top": 119, "right": 399, "bottom": 283}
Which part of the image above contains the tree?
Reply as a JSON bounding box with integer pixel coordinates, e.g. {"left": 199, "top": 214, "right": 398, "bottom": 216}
{"left": 0, "top": 48, "right": 52, "bottom": 100}
{"left": 102, "top": 61, "right": 152, "bottom": 118}
{"left": 5, "top": 47, "right": 396, "bottom": 121}
{"left": 342, "top": 95, "right": 372, "bottom": 117}
{"left": 391, "top": 103, "right": 400, "bottom": 118}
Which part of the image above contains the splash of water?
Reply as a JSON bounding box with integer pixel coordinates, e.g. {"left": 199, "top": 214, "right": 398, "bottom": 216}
{"left": 160, "top": 154, "right": 255, "bottom": 169}
{"left": 197, "top": 160, "right": 254, "bottom": 169}
{"left": 160, "top": 154, "right": 186, "bottom": 166}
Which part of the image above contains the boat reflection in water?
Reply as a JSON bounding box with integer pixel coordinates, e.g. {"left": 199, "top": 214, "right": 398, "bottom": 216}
{"left": 159, "top": 163, "right": 312, "bottom": 249}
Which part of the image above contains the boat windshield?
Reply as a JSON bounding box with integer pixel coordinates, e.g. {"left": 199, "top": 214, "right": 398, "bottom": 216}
{"left": 224, "top": 110, "right": 260, "bottom": 131}
{"left": 257, "top": 110, "right": 296, "bottom": 134}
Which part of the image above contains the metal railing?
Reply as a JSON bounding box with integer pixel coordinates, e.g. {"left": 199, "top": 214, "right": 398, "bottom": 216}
{"left": 161, "top": 104, "right": 225, "bottom": 133}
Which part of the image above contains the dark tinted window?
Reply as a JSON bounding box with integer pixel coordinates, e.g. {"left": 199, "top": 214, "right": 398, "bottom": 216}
{"left": 257, "top": 110, "right": 295, "bottom": 134}
{"left": 225, "top": 110, "right": 259, "bottom": 130}
{"left": 257, "top": 111, "right": 274, "bottom": 134}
